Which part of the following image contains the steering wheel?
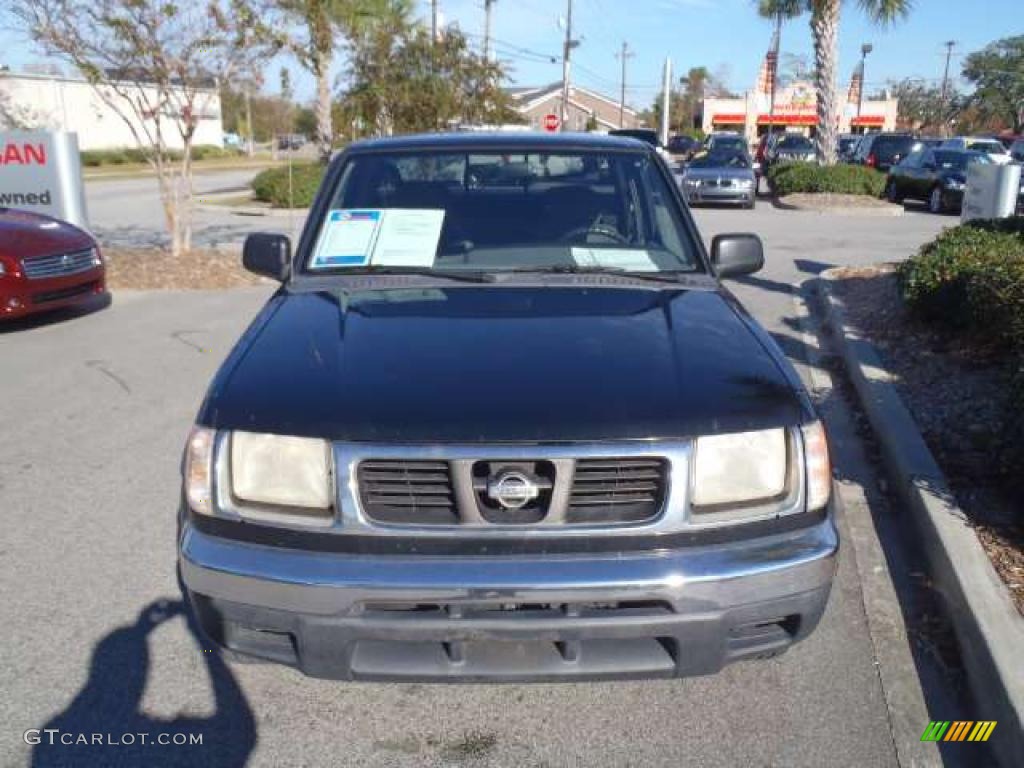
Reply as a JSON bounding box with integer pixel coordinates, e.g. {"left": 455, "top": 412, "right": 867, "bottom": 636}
{"left": 558, "top": 224, "right": 630, "bottom": 245}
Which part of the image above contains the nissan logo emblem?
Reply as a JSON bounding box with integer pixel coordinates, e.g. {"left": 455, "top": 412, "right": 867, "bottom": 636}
{"left": 486, "top": 471, "right": 539, "bottom": 510}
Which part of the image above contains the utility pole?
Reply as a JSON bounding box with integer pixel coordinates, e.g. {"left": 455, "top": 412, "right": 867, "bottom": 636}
{"left": 616, "top": 41, "right": 634, "bottom": 128}
{"left": 940, "top": 40, "right": 956, "bottom": 137}
{"left": 560, "top": 0, "right": 578, "bottom": 131}
{"left": 483, "top": 0, "right": 496, "bottom": 61}
{"left": 431, "top": 0, "right": 439, "bottom": 42}
{"left": 660, "top": 57, "right": 672, "bottom": 146}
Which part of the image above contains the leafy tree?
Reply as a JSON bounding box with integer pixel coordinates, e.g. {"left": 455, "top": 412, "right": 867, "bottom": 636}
{"left": 888, "top": 78, "right": 963, "bottom": 134}
{"left": 344, "top": 23, "right": 516, "bottom": 136}
{"left": 642, "top": 67, "right": 734, "bottom": 133}
{"left": 11, "top": 0, "right": 275, "bottom": 256}
{"left": 962, "top": 35, "right": 1024, "bottom": 133}
{"left": 275, "top": 0, "right": 409, "bottom": 163}
{"left": 756, "top": 0, "right": 912, "bottom": 164}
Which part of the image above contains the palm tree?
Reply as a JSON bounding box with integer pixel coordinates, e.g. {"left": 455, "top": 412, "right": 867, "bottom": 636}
{"left": 758, "top": 0, "right": 912, "bottom": 164}
{"left": 758, "top": 0, "right": 803, "bottom": 116}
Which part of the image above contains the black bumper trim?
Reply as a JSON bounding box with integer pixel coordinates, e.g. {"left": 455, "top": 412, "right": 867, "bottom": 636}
{"left": 187, "top": 506, "right": 828, "bottom": 556}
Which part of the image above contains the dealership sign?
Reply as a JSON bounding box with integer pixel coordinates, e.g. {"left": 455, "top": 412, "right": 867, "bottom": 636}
{"left": 0, "top": 131, "right": 89, "bottom": 229}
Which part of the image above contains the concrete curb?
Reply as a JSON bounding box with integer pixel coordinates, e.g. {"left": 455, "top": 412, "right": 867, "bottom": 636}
{"left": 815, "top": 271, "right": 1024, "bottom": 766}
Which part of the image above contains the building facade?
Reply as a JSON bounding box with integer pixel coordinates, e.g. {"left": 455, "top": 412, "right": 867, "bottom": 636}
{"left": 508, "top": 83, "right": 642, "bottom": 132}
{"left": 703, "top": 81, "right": 898, "bottom": 141}
{"left": 0, "top": 71, "right": 224, "bottom": 151}
{"left": 701, "top": 43, "right": 897, "bottom": 141}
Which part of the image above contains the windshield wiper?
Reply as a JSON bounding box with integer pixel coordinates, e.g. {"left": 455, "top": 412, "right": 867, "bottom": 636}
{"left": 500, "top": 265, "right": 690, "bottom": 284}
{"left": 336, "top": 266, "right": 495, "bottom": 283}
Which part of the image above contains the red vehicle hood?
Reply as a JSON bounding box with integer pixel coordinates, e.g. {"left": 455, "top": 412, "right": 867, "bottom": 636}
{"left": 0, "top": 209, "right": 94, "bottom": 260}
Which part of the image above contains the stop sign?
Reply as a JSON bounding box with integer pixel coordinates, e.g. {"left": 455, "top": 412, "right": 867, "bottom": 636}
{"left": 543, "top": 113, "right": 560, "bottom": 132}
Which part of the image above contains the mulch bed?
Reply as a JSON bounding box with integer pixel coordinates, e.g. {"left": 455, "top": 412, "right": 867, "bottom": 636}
{"left": 103, "top": 247, "right": 264, "bottom": 291}
{"left": 830, "top": 265, "right": 1023, "bottom": 614}
{"left": 779, "top": 193, "right": 898, "bottom": 211}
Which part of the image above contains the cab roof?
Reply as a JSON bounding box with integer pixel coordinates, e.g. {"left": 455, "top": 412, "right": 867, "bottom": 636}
{"left": 346, "top": 131, "right": 655, "bottom": 154}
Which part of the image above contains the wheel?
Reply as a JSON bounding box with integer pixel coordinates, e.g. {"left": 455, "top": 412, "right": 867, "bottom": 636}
{"left": 885, "top": 179, "right": 901, "bottom": 204}
{"left": 929, "top": 186, "right": 945, "bottom": 214}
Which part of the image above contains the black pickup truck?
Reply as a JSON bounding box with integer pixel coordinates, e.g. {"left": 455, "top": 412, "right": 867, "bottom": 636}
{"left": 179, "top": 132, "right": 838, "bottom": 681}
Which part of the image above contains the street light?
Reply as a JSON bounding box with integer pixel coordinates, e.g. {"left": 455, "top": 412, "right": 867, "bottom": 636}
{"left": 857, "top": 43, "right": 873, "bottom": 120}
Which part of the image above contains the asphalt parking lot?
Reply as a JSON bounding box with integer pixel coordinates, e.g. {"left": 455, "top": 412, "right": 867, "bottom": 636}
{"left": 2, "top": 176, "right": 972, "bottom": 767}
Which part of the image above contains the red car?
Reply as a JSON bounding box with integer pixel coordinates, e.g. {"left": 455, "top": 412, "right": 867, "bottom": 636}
{"left": 0, "top": 208, "right": 107, "bottom": 320}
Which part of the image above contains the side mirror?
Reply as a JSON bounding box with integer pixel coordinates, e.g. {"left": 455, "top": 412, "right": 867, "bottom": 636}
{"left": 711, "top": 233, "right": 764, "bottom": 279}
{"left": 243, "top": 233, "right": 292, "bottom": 282}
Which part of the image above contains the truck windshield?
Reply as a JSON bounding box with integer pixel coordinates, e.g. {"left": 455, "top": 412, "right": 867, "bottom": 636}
{"left": 306, "top": 150, "right": 700, "bottom": 275}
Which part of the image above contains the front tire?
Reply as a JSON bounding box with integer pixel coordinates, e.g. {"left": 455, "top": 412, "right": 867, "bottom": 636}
{"left": 929, "top": 186, "right": 945, "bottom": 214}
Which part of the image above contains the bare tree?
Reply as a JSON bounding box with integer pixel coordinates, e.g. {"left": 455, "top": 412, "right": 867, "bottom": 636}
{"left": 11, "top": 0, "right": 275, "bottom": 255}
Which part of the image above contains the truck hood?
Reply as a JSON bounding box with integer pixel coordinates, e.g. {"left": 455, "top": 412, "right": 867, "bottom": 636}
{"left": 199, "top": 286, "right": 810, "bottom": 442}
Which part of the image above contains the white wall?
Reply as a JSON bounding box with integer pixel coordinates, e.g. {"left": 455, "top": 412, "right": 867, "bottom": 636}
{"left": 0, "top": 73, "right": 223, "bottom": 151}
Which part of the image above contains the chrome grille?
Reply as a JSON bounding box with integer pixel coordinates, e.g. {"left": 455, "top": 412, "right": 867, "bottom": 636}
{"left": 22, "top": 248, "right": 97, "bottom": 280}
{"left": 568, "top": 458, "right": 667, "bottom": 523}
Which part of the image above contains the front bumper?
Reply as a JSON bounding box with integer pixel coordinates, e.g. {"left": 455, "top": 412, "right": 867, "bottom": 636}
{"left": 180, "top": 499, "right": 839, "bottom": 682}
{"left": 683, "top": 187, "right": 755, "bottom": 206}
{"left": 0, "top": 267, "right": 107, "bottom": 319}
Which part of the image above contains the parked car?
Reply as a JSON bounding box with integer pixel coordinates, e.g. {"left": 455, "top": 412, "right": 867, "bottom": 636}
{"left": 766, "top": 133, "right": 816, "bottom": 166}
{"left": 608, "top": 128, "right": 671, "bottom": 162}
{"left": 222, "top": 132, "right": 243, "bottom": 149}
{"left": 666, "top": 134, "right": 700, "bottom": 163}
{"left": 939, "top": 137, "right": 1011, "bottom": 165}
{"left": 678, "top": 149, "right": 757, "bottom": 208}
{"left": 909, "top": 137, "right": 943, "bottom": 153}
{"left": 0, "top": 208, "right": 107, "bottom": 321}
{"left": 608, "top": 128, "right": 660, "bottom": 147}
{"left": 1010, "top": 139, "right": 1024, "bottom": 164}
{"left": 851, "top": 132, "right": 916, "bottom": 171}
{"left": 884, "top": 148, "right": 992, "bottom": 213}
{"left": 837, "top": 134, "right": 859, "bottom": 161}
{"left": 705, "top": 132, "right": 749, "bottom": 156}
{"left": 277, "top": 133, "right": 307, "bottom": 151}
{"left": 179, "top": 131, "right": 838, "bottom": 681}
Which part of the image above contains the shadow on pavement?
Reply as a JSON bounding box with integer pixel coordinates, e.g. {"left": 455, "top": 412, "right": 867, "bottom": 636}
{"left": 31, "top": 598, "right": 256, "bottom": 768}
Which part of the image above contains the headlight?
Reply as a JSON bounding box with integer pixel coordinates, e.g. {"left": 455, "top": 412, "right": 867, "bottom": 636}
{"left": 736, "top": 178, "right": 754, "bottom": 188}
{"left": 231, "top": 431, "right": 332, "bottom": 510}
{"left": 692, "top": 428, "right": 787, "bottom": 507}
{"left": 944, "top": 179, "right": 964, "bottom": 190}
{"left": 89, "top": 246, "right": 102, "bottom": 267}
{"left": 184, "top": 426, "right": 215, "bottom": 515}
{"left": 684, "top": 178, "right": 700, "bottom": 187}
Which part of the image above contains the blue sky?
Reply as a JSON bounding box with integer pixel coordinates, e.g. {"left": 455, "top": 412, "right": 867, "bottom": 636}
{"left": 1, "top": 0, "right": 1016, "bottom": 106}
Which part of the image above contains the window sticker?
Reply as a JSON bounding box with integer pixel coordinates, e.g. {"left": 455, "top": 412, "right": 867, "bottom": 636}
{"left": 373, "top": 209, "right": 445, "bottom": 267}
{"left": 311, "top": 209, "right": 446, "bottom": 269}
{"left": 311, "top": 210, "right": 381, "bottom": 268}
{"left": 570, "top": 248, "right": 658, "bottom": 272}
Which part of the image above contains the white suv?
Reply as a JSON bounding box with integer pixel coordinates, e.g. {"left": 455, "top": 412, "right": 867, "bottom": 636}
{"left": 940, "top": 137, "right": 1011, "bottom": 164}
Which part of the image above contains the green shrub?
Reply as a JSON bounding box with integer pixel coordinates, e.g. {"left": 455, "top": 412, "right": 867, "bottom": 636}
{"left": 77, "top": 145, "right": 234, "bottom": 167}
{"left": 899, "top": 219, "right": 1024, "bottom": 340}
{"left": 251, "top": 163, "right": 326, "bottom": 208}
{"left": 767, "top": 161, "right": 885, "bottom": 197}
